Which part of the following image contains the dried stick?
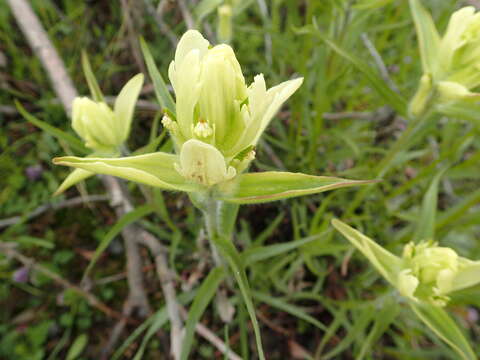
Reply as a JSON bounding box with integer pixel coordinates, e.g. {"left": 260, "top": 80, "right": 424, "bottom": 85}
{"left": 177, "top": 0, "right": 195, "bottom": 29}
{"left": 6, "top": 0, "right": 77, "bottom": 114}
{"left": 0, "top": 194, "right": 109, "bottom": 229}
{"left": 361, "top": 33, "right": 400, "bottom": 94}
{"left": 0, "top": 242, "right": 133, "bottom": 323}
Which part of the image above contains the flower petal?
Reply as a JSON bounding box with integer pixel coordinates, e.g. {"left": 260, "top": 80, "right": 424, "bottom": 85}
{"left": 252, "top": 77, "right": 303, "bottom": 145}
{"left": 174, "top": 30, "right": 210, "bottom": 66}
{"left": 176, "top": 139, "right": 236, "bottom": 187}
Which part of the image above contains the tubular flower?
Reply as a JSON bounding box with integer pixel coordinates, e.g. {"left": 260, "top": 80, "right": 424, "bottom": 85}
{"left": 54, "top": 74, "right": 144, "bottom": 195}
{"left": 73, "top": 74, "right": 144, "bottom": 152}
{"left": 53, "top": 30, "right": 372, "bottom": 204}
{"left": 409, "top": 0, "right": 480, "bottom": 117}
{"left": 332, "top": 219, "right": 480, "bottom": 307}
{"left": 165, "top": 30, "right": 303, "bottom": 187}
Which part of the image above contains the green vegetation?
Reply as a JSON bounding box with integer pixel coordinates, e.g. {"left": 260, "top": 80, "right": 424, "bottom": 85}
{"left": 1, "top": 0, "right": 479, "bottom": 359}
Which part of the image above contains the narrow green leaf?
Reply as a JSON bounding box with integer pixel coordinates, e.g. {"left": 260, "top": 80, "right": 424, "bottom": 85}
{"left": 409, "top": 0, "right": 440, "bottom": 74}
{"left": 410, "top": 303, "right": 476, "bottom": 360}
{"left": 81, "top": 51, "right": 104, "bottom": 102}
{"left": 54, "top": 168, "right": 94, "bottom": 196}
{"left": 212, "top": 236, "right": 266, "bottom": 360}
{"left": 311, "top": 28, "right": 408, "bottom": 115}
{"left": 83, "top": 204, "right": 156, "bottom": 279}
{"left": 15, "top": 236, "right": 54, "bottom": 249}
{"left": 357, "top": 298, "right": 399, "bottom": 360}
{"left": 66, "top": 334, "right": 88, "bottom": 360}
{"left": 113, "top": 292, "right": 195, "bottom": 360}
{"left": 133, "top": 309, "right": 170, "bottom": 360}
{"left": 436, "top": 101, "right": 480, "bottom": 128}
{"left": 242, "top": 234, "right": 321, "bottom": 266}
{"left": 139, "top": 37, "right": 176, "bottom": 115}
{"left": 220, "top": 172, "right": 376, "bottom": 204}
{"left": 253, "top": 291, "right": 327, "bottom": 331}
{"left": 111, "top": 316, "right": 155, "bottom": 360}
{"left": 181, "top": 267, "right": 226, "bottom": 360}
{"left": 413, "top": 167, "right": 447, "bottom": 241}
{"left": 16, "top": 101, "right": 88, "bottom": 155}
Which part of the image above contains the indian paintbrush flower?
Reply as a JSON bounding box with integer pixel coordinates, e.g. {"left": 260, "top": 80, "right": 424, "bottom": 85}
{"left": 409, "top": 0, "right": 480, "bottom": 117}
{"left": 72, "top": 74, "right": 144, "bottom": 152}
{"left": 54, "top": 74, "right": 144, "bottom": 195}
{"left": 53, "top": 30, "right": 372, "bottom": 204}
{"left": 332, "top": 219, "right": 480, "bottom": 306}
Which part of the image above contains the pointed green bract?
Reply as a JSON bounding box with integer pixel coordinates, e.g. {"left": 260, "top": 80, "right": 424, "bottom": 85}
{"left": 331, "top": 219, "right": 402, "bottom": 285}
{"left": 54, "top": 168, "right": 94, "bottom": 196}
{"left": 332, "top": 220, "right": 480, "bottom": 306}
{"left": 220, "top": 172, "right": 376, "bottom": 204}
{"left": 409, "top": 1, "right": 480, "bottom": 119}
{"left": 53, "top": 153, "right": 198, "bottom": 192}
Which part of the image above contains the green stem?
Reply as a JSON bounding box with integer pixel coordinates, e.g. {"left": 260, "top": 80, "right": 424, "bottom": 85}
{"left": 202, "top": 197, "right": 266, "bottom": 360}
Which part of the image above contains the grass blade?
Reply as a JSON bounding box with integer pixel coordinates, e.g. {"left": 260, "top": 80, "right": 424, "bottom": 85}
{"left": 16, "top": 101, "right": 88, "bottom": 155}
{"left": 139, "top": 37, "right": 176, "bottom": 115}
{"left": 212, "top": 235, "right": 266, "bottom": 360}
{"left": 81, "top": 51, "right": 104, "bottom": 102}
{"left": 181, "top": 267, "right": 226, "bottom": 360}
{"left": 410, "top": 303, "right": 476, "bottom": 360}
{"left": 82, "top": 204, "right": 156, "bottom": 279}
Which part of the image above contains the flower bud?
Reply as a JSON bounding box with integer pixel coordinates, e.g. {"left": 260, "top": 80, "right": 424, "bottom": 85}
{"left": 217, "top": 4, "right": 233, "bottom": 44}
{"left": 400, "top": 241, "right": 459, "bottom": 305}
{"left": 72, "top": 97, "right": 120, "bottom": 151}
{"left": 410, "top": 2, "right": 480, "bottom": 118}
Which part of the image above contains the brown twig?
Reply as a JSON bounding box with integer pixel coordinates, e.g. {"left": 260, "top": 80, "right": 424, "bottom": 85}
{"left": 6, "top": 0, "right": 77, "bottom": 114}
{"left": 177, "top": 0, "right": 195, "bottom": 29}
{"left": 0, "top": 194, "right": 109, "bottom": 229}
{"left": 361, "top": 33, "right": 400, "bottom": 94}
{"left": 0, "top": 242, "right": 134, "bottom": 323}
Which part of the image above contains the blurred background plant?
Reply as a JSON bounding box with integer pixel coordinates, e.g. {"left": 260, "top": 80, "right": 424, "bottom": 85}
{"left": 1, "top": 0, "right": 479, "bottom": 359}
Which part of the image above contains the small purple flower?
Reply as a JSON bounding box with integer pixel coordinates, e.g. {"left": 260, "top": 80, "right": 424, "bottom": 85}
{"left": 25, "top": 165, "right": 43, "bottom": 181}
{"left": 12, "top": 266, "right": 30, "bottom": 283}
{"left": 467, "top": 307, "right": 479, "bottom": 323}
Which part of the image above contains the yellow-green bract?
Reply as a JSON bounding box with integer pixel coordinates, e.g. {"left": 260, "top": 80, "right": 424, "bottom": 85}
{"left": 332, "top": 219, "right": 480, "bottom": 306}
{"left": 409, "top": 0, "right": 480, "bottom": 117}
{"left": 54, "top": 74, "right": 144, "bottom": 195}
{"left": 54, "top": 30, "right": 373, "bottom": 203}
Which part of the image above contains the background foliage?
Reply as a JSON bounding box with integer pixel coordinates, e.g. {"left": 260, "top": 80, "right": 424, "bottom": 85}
{"left": 1, "top": 0, "right": 479, "bottom": 359}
